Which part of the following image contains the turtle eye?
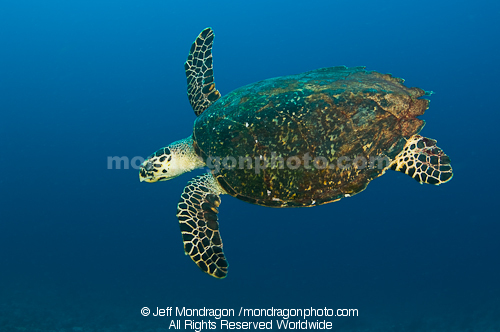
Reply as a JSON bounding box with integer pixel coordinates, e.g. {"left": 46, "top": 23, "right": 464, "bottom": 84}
{"left": 144, "top": 161, "right": 153, "bottom": 171}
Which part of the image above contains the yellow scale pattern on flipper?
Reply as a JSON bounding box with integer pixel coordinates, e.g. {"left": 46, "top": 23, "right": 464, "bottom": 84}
{"left": 391, "top": 135, "right": 453, "bottom": 185}
{"left": 176, "top": 173, "right": 228, "bottom": 278}
{"left": 184, "top": 27, "right": 221, "bottom": 116}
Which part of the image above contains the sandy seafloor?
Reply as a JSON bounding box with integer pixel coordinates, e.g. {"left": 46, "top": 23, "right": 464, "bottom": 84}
{"left": 1, "top": 1, "right": 499, "bottom": 331}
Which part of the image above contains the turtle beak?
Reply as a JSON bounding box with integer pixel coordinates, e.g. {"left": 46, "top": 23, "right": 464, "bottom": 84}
{"left": 139, "top": 160, "right": 158, "bottom": 183}
{"left": 139, "top": 145, "right": 181, "bottom": 182}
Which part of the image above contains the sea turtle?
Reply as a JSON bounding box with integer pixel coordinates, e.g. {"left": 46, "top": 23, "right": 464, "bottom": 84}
{"left": 139, "top": 28, "right": 453, "bottom": 278}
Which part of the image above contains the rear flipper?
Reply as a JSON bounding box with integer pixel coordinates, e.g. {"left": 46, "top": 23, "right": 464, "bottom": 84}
{"left": 391, "top": 135, "right": 453, "bottom": 185}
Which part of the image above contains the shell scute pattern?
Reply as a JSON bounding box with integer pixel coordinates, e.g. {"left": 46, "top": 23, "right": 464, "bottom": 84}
{"left": 194, "top": 66, "right": 429, "bottom": 207}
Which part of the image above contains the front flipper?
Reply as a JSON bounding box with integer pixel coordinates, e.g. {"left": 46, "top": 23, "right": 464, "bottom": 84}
{"left": 177, "top": 173, "right": 228, "bottom": 278}
{"left": 184, "top": 27, "right": 221, "bottom": 116}
{"left": 391, "top": 135, "right": 453, "bottom": 185}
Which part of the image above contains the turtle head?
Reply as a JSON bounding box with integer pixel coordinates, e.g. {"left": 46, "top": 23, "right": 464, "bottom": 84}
{"left": 139, "top": 136, "right": 205, "bottom": 183}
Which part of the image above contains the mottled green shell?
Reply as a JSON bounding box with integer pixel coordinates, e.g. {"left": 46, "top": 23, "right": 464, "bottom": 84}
{"left": 193, "top": 66, "right": 428, "bottom": 207}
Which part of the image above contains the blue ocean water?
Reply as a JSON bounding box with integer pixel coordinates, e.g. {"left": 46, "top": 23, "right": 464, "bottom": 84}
{"left": 1, "top": 0, "right": 499, "bottom": 331}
